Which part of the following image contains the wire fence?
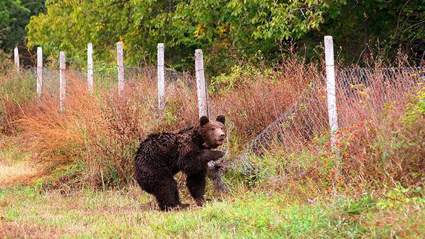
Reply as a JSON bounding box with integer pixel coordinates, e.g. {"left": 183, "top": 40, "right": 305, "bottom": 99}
{"left": 25, "top": 66, "right": 194, "bottom": 97}
{"left": 16, "top": 62, "right": 425, "bottom": 184}
{"left": 14, "top": 41, "right": 425, "bottom": 159}
{"left": 23, "top": 64, "right": 425, "bottom": 158}
{"left": 246, "top": 67, "right": 425, "bottom": 157}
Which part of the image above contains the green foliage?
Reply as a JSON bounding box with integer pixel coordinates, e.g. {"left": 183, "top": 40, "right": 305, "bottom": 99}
{"left": 402, "top": 85, "right": 425, "bottom": 126}
{"left": 209, "top": 65, "right": 260, "bottom": 94}
{"left": 0, "top": 0, "right": 45, "bottom": 52}
{"left": 377, "top": 184, "right": 425, "bottom": 210}
{"left": 4, "top": 0, "right": 425, "bottom": 69}
{"left": 342, "top": 195, "right": 375, "bottom": 215}
{"left": 26, "top": 0, "right": 345, "bottom": 72}
{"left": 304, "top": 0, "right": 425, "bottom": 64}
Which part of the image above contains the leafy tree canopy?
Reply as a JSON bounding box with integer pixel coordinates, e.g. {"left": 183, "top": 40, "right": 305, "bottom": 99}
{"left": 306, "top": 0, "right": 425, "bottom": 65}
{"left": 26, "top": 0, "right": 345, "bottom": 71}
{"left": 25, "top": 0, "right": 425, "bottom": 72}
{"left": 0, "top": 0, "right": 45, "bottom": 52}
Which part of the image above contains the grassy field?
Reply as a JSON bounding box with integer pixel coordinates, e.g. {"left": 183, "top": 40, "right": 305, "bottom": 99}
{"left": 1, "top": 181, "right": 425, "bottom": 238}
{"left": 1, "top": 59, "right": 425, "bottom": 238}
{"left": 1, "top": 142, "right": 424, "bottom": 238}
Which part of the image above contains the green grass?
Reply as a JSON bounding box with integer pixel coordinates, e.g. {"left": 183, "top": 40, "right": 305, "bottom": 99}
{"left": 1, "top": 184, "right": 424, "bottom": 238}
{"left": 0, "top": 142, "right": 31, "bottom": 164}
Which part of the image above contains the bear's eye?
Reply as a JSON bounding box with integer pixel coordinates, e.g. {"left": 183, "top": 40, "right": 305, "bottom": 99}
{"left": 211, "top": 128, "right": 215, "bottom": 131}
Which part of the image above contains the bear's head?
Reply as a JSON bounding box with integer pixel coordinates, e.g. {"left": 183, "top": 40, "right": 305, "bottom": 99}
{"left": 198, "top": 115, "right": 226, "bottom": 149}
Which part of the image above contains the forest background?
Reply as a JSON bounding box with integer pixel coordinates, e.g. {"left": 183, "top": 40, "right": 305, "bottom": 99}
{"left": 1, "top": 0, "right": 425, "bottom": 74}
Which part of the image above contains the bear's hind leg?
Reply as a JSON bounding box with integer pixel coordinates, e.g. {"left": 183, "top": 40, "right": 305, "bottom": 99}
{"left": 155, "top": 176, "right": 182, "bottom": 211}
{"left": 186, "top": 169, "right": 207, "bottom": 206}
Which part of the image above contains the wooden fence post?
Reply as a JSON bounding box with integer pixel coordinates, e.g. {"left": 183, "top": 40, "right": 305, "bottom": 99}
{"left": 117, "top": 42, "right": 124, "bottom": 96}
{"left": 195, "top": 49, "right": 209, "bottom": 118}
{"left": 14, "top": 47, "right": 19, "bottom": 72}
{"left": 324, "top": 36, "right": 339, "bottom": 150}
{"left": 87, "top": 43, "right": 94, "bottom": 93}
{"left": 37, "top": 47, "right": 43, "bottom": 97}
{"left": 157, "top": 43, "right": 165, "bottom": 111}
{"left": 59, "top": 51, "right": 66, "bottom": 112}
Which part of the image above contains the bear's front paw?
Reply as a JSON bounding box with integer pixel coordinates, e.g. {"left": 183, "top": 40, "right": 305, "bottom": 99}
{"left": 209, "top": 150, "right": 225, "bottom": 161}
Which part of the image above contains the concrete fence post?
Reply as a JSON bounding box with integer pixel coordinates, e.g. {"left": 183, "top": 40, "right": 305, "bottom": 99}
{"left": 87, "top": 43, "right": 94, "bottom": 93}
{"left": 37, "top": 47, "right": 43, "bottom": 97}
{"left": 59, "top": 51, "right": 66, "bottom": 112}
{"left": 14, "top": 47, "right": 19, "bottom": 72}
{"left": 324, "top": 36, "right": 339, "bottom": 150}
{"left": 157, "top": 43, "right": 165, "bottom": 111}
{"left": 117, "top": 42, "right": 124, "bottom": 96}
{"left": 195, "top": 49, "right": 209, "bottom": 119}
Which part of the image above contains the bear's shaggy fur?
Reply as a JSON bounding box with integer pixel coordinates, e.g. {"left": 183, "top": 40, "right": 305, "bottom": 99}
{"left": 134, "top": 115, "right": 226, "bottom": 211}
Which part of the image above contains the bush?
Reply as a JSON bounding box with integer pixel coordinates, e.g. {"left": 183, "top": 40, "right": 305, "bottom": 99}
{"left": 0, "top": 60, "right": 36, "bottom": 134}
{"left": 253, "top": 82, "right": 425, "bottom": 191}
{"left": 2, "top": 54, "right": 424, "bottom": 192}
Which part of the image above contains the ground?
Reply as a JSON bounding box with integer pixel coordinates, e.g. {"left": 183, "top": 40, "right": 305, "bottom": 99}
{"left": 0, "top": 141, "right": 44, "bottom": 188}
{"left": 1, "top": 141, "right": 424, "bottom": 238}
{"left": 1, "top": 185, "right": 425, "bottom": 238}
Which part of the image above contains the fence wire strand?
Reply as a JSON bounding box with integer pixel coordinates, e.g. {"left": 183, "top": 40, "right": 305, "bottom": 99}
{"left": 22, "top": 65, "right": 425, "bottom": 160}
{"left": 244, "top": 67, "right": 425, "bottom": 159}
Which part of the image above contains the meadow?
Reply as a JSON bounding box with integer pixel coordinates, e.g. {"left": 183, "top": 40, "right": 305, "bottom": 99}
{"left": 1, "top": 56, "right": 424, "bottom": 238}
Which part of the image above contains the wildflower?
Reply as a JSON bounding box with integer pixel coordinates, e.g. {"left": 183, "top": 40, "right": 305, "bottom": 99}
{"left": 307, "top": 199, "right": 313, "bottom": 204}
{"left": 301, "top": 171, "right": 306, "bottom": 176}
{"left": 267, "top": 191, "right": 272, "bottom": 196}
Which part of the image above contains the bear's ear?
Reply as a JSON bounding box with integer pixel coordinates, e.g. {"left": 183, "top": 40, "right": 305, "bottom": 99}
{"left": 216, "top": 115, "right": 225, "bottom": 124}
{"left": 200, "top": 116, "right": 209, "bottom": 126}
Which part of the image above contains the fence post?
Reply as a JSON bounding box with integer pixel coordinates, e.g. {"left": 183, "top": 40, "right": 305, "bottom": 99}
{"left": 87, "top": 43, "right": 94, "bottom": 93}
{"left": 14, "top": 47, "right": 19, "bottom": 72}
{"left": 59, "top": 51, "right": 66, "bottom": 112}
{"left": 157, "top": 43, "right": 165, "bottom": 111}
{"left": 195, "top": 49, "right": 210, "bottom": 118}
{"left": 37, "top": 47, "right": 43, "bottom": 97}
{"left": 324, "top": 36, "right": 339, "bottom": 150}
{"left": 117, "top": 42, "right": 124, "bottom": 96}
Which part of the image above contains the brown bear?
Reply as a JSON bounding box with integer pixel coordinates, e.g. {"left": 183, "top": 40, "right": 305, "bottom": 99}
{"left": 134, "top": 115, "right": 226, "bottom": 211}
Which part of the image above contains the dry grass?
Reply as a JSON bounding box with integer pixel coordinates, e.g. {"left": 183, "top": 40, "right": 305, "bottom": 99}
{"left": 1, "top": 57, "right": 425, "bottom": 238}
{"left": 257, "top": 79, "right": 425, "bottom": 192}
{"left": 1, "top": 57, "right": 320, "bottom": 188}
{"left": 211, "top": 58, "right": 321, "bottom": 142}
{"left": 0, "top": 161, "right": 42, "bottom": 188}
{"left": 1, "top": 56, "right": 424, "bottom": 195}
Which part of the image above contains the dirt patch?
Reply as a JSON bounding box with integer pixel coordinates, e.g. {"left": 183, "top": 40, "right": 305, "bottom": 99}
{"left": 0, "top": 220, "right": 64, "bottom": 239}
{"left": 0, "top": 160, "right": 44, "bottom": 188}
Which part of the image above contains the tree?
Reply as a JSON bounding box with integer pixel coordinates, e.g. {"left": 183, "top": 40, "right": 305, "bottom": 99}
{"left": 303, "top": 0, "right": 425, "bottom": 65}
{"left": 0, "top": 0, "right": 45, "bottom": 53}
{"left": 26, "top": 0, "right": 345, "bottom": 72}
